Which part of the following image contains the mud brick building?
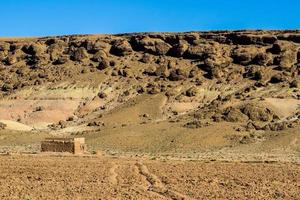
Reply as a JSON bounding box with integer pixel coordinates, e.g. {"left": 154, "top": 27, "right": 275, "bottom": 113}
{"left": 41, "top": 137, "right": 85, "bottom": 154}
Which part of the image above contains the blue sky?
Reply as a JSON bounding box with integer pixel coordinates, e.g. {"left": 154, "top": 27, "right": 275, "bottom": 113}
{"left": 1, "top": 0, "right": 300, "bottom": 37}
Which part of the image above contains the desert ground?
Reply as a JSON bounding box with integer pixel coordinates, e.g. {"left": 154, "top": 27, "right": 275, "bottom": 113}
{"left": 0, "top": 30, "right": 299, "bottom": 199}
{"left": 1, "top": 154, "right": 300, "bottom": 200}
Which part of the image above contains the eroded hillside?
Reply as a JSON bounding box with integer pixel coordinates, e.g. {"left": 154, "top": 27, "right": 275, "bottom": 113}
{"left": 0, "top": 30, "right": 299, "bottom": 157}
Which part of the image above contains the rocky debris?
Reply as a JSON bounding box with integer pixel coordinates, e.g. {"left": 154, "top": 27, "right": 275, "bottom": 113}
{"left": 184, "top": 120, "right": 210, "bottom": 129}
{"left": 244, "top": 119, "right": 298, "bottom": 132}
{"left": 223, "top": 107, "right": 249, "bottom": 122}
{"left": 87, "top": 121, "right": 104, "bottom": 127}
{"left": 241, "top": 103, "right": 277, "bottom": 122}
{"left": 110, "top": 40, "right": 133, "bottom": 56}
{"left": 49, "top": 120, "right": 68, "bottom": 130}
{"left": 263, "top": 121, "right": 289, "bottom": 131}
{"left": 245, "top": 121, "right": 259, "bottom": 131}
{"left": 201, "top": 54, "right": 232, "bottom": 79}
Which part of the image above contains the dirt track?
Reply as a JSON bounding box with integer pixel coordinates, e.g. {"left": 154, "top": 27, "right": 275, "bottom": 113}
{"left": 1, "top": 155, "right": 300, "bottom": 200}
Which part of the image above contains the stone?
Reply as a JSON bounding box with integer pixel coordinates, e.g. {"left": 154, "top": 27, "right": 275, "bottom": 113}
{"left": 241, "top": 103, "right": 276, "bottom": 122}
{"left": 169, "top": 40, "right": 189, "bottom": 57}
{"left": 72, "top": 47, "right": 89, "bottom": 61}
{"left": 135, "top": 36, "right": 171, "bottom": 55}
{"left": 168, "top": 68, "right": 188, "bottom": 81}
{"left": 91, "top": 50, "right": 108, "bottom": 62}
{"left": 223, "top": 107, "right": 249, "bottom": 122}
{"left": 110, "top": 40, "right": 133, "bottom": 56}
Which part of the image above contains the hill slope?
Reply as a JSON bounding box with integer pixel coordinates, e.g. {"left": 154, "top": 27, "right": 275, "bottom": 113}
{"left": 0, "top": 30, "right": 299, "bottom": 159}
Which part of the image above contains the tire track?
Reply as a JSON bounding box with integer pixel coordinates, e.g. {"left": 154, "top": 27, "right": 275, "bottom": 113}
{"left": 108, "top": 162, "right": 119, "bottom": 185}
{"left": 135, "top": 162, "right": 194, "bottom": 200}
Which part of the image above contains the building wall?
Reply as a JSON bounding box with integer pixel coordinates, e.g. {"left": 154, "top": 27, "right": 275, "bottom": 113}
{"left": 41, "top": 138, "right": 85, "bottom": 154}
{"left": 41, "top": 141, "right": 75, "bottom": 153}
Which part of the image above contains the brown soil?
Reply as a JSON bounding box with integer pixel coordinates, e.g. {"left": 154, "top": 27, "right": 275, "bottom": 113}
{"left": 0, "top": 155, "right": 299, "bottom": 200}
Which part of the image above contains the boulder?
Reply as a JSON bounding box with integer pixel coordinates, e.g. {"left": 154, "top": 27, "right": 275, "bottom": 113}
{"left": 53, "top": 55, "right": 69, "bottom": 65}
{"left": 155, "top": 65, "right": 169, "bottom": 77}
{"left": 268, "top": 41, "right": 298, "bottom": 69}
{"left": 264, "top": 121, "right": 289, "bottom": 131}
{"left": 23, "top": 43, "right": 46, "bottom": 56}
{"left": 169, "top": 40, "right": 189, "bottom": 57}
{"left": 98, "top": 92, "right": 107, "bottom": 99}
{"left": 72, "top": 47, "right": 89, "bottom": 61}
{"left": 184, "top": 42, "right": 217, "bottom": 59}
{"left": 269, "top": 73, "right": 286, "bottom": 84}
{"left": 241, "top": 103, "right": 276, "bottom": 122}
{"left": 252, "top": 52, "right": 273, "bottom": 66}
{"left": 277, "top": 33, "right": 300, "bottom": 43}
{"left": 168, "top": 68, "right": 188, "bottom": 81}
{"left": 231, "top": 46, "right": 264, "bottom": 65}
{"left": 135, "top": 36, "right": 171, "bottom": 55}
{"left": 0, "top": 51, "right": 7, "bottom": 62}
{"left": 244, "top": 65, "right": 273, "bottom": 82}
{"left": 227, "top": 33, "right": 277, "bottom": 45}
{"left": 91, "top": 50, "right": 108, "bottom": 62}
{"left": 97, "top": 59, "right": 110, "bottom": 70}
{"left": 140, "top": 53, "right": 154, "bottom": 63}
{"left": 47, "top": 41, "right": 66, "bottom": 61}
{"left": 110, "top": 40, "right": 133, "bottom": 56}
{"left": 223, "top": 107, "right": 248, "bottom": 122}
{"left": 5, "top": 49, "right": 26, "bottom": 65}
{"left": 146, "top": 83, "right": 161, "bottom": 94}
{"left": 183, "top": 33, "right": 200, "bottom": 44}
